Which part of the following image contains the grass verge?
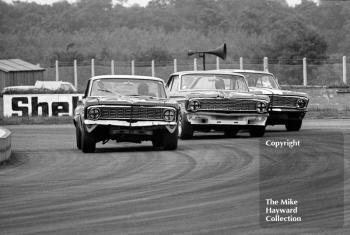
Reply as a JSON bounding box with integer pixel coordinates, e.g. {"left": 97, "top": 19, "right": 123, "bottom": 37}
{"left": 0, "top": 116, "right": 73, "bottom": 125}
{"left": 306, "top": 109, "right": 350, "bottom": 119}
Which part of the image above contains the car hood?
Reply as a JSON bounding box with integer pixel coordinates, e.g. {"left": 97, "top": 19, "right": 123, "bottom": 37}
{"left": 180, "top": 90, "right": 269, "bottom": 102}
{"left": 85, "top": 96, "right": 179, "bottom": 108}
{"left": 249, "top": 87, "right": 308, "bottom": 98}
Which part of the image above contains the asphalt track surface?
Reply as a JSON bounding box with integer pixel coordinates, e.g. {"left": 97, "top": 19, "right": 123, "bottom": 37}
{"left": 1, "top": 119, "right": 349, "bottom": 235}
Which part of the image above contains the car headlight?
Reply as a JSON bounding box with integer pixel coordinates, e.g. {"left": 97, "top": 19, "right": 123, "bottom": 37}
{"left": 188, "top": 100, "right": 201, "bottom": 112}
{"left": 163, "top": 109, "right": 176, "bottom": 122}
{"left": 88, "top": 107, "right": 101, "bottom": 120}
{"left": 256, "top": 102, "right": 267, "bottom": 113}
{"left": 296, "top": 99, "right": 307, "bottom": 109}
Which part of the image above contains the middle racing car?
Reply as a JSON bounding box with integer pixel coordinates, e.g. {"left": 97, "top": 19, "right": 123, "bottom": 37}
{"left": 166, "top": 71, "right": 270, "bottom": 139}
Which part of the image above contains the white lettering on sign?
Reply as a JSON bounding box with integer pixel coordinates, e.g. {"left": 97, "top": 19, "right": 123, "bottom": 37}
{"left": 3, "top": 94, "right": 84, "bottom": 117}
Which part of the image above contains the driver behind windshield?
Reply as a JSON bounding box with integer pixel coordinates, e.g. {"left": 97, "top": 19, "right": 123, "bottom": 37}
{"left": 215, "top": 78, "right": 225, "bottom": 89}
{"left": 138, "top": 82, "right": 149, "bottom": 96}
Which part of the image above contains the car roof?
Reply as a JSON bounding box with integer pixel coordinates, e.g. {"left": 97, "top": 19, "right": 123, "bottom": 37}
{"left": 170, "top": 70, "right": 245, "bottom": 77}
{"left": 211, "top": 69, "right": 274, "bottom": 76}
{"left": 89, "top": 75, "right": 165, "bottom": 82}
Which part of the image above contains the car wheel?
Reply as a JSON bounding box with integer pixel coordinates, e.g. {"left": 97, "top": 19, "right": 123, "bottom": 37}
{"left": 152, "top": 131, "right": 163, "bottom": 148}
{"left": 285, "top": 120, "right": 302, "bottom": 131}
{"left": 76, "top": 126, "right": 82, "bottom": 149}
{"left": 163, "top": 128, "right": 178, "bottom": 150}
{"left": 249, "top": 126, "right": 266, "bottom": 137}
{"left": 224, "top": 128, "right": 239, "bottom": 138}
{"left": 179, "top": 113, "right": 193, "bottom": 140}
{"left": 81, "top": 126, "right": 96, "bottom": 153}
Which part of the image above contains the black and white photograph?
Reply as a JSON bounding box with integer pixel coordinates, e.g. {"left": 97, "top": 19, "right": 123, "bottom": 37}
{"left": 0, "top": 0, "right": 349, "bottom": 234}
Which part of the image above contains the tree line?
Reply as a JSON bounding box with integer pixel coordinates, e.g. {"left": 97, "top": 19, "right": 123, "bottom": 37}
{"left": 0, "top": 0, "right": 349, "bottom": 66}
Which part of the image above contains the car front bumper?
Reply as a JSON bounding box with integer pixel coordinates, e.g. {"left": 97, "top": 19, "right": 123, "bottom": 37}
{"left": 185, "top": 112, "right": 268, "bottom": 126}
{"left": 267, "top": 109, "right": 307, "bottom": 124}
{"left": 84, "top": 119, "right": 177, "bottom": 133}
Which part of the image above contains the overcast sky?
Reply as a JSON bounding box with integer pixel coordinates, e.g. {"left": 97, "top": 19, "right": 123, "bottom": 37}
{"left": 2, "top": 0, "right": 318, "bottom": 7}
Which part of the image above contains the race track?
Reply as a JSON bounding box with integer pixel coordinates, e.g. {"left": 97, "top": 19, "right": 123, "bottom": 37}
{"left": 0, "top": 119, "right": 349, "bottom": 235}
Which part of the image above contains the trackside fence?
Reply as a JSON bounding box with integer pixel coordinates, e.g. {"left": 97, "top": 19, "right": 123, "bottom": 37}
{"left": 42, "top": 56, "right": 349, "bottom": 92}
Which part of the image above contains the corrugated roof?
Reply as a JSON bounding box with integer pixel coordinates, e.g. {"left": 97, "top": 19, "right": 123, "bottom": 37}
{"left": 0, "top": 59, "right": 45, "bottom": 72}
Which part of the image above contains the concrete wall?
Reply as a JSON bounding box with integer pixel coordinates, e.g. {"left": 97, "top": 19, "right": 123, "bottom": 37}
{"left": 0, "top": 127, "right": 11, "bottom": 163}
{"left": 281, "top": 85, "right": 350, "bottom": 111}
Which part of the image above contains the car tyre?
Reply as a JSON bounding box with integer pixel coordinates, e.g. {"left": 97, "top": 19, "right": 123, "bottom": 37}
{"left": 163, "top": 128, "right": 178, "bottom": 150}
{"left": 285, "top": 120, "right": 302, "bottom": 131}
{"left": 249, "top": 126, "right": 266, "bottom": 137}
{"left": 152, "top": 131, "right": 163, "bottom": 148}
{"left": 179, "top": 113, "right": 194, "bottom": 139}
{"left": 81, "top": 126, "right": 96, "bottom": 153}
{"left": 76, "top": 126, "right": 82, "bottom": 149}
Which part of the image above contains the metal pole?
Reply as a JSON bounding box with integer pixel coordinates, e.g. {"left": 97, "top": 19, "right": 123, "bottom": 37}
{"left": 111, "top": 60, "right": 115, "bottom": 75}
{"left": 151, "top": 60, "right": 155, "bottom": 77}
{"left": 74, "top": 60, "right": 77, "bottom": 89}
{"left": 194, "top": 58, "right": 197, "bottom": 71}
{"left": 263, "top": 57, "right": 268, "bottom": 72}
{"left": 303, "top": 58, "right": 307, "bottom": 86}
{"left": 174, "top": 59, "right": 177, "bottom": 73}
{"left": 202, "top": 54, "right": 206, "bottom": 70}
{"left": 91, "top": 58, "right": 95, "bottom": 77}
{"left": 240, "top": 57, "right": 243, "bottom": 70}
{"left": 216, "top": 57, "right": 220, "bottom": 70}
{"left": 343, "top": 56, "right": 347, "bottom": 84}
{"left": 131, "top": 60, "right": 135, "bottom": 75}
{"left": 55, "top": 60, "right": 59, "bottom": 81}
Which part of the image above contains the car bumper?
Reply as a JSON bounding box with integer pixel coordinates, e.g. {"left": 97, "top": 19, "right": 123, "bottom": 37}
{"left": 185, "top": 112, "right": 268, "bottom": 126}
{"left": 267, "top": 109, "right": 307, "bottom": 124}
{"left": 84, "top": 120, "right": 177, "bottom": 133}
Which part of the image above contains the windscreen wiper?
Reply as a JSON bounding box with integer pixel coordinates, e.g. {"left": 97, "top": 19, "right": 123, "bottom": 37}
{"left": 129, "top": 94, "right": 157, "bottom": 99}
{"left": 97, "top": 88, "right": 113, "bottom": 93}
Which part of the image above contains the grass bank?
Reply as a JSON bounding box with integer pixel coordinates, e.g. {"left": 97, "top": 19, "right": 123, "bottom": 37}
{"left": 0, "top": 116, "right": 73, "bottom": 125}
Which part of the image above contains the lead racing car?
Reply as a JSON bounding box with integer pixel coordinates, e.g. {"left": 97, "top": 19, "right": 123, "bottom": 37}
{"left": 74, "top": 75, "right": 180, "bottom": 153}
{"left": 166, "top": 71, "right": 270, "bottom": 139}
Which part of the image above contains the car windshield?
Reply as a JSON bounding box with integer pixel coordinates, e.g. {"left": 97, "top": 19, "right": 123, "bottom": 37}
{"left": 180, "top": 74, "right": 248, "bottom": 92}
{"left": 240, "top": 73, "right": 278, "bottom": 89}
{"left": 90, "top": 78, "right": 166, "bottom": 98}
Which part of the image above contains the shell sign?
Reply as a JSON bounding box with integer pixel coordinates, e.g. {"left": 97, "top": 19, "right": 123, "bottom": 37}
{"left": 3, "top": 94, "right": 83, "bottom": 117}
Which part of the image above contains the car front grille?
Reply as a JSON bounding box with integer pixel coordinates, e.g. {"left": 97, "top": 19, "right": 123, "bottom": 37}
{"left": 269, "top": 96, "right": 300, "bottom": 108}
{"left": 198, "top": 99, "right": 257, "bottom": 112}
{"left": 99, "top": 106, "right": 164, "bottom": 120}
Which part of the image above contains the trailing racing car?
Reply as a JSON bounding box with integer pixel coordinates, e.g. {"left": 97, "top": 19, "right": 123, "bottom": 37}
{"left": 166, "top": 71, "right": 270, "bottom": 139}
{"left": 218, "top": 70, "right": 309, "bottom": 131}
